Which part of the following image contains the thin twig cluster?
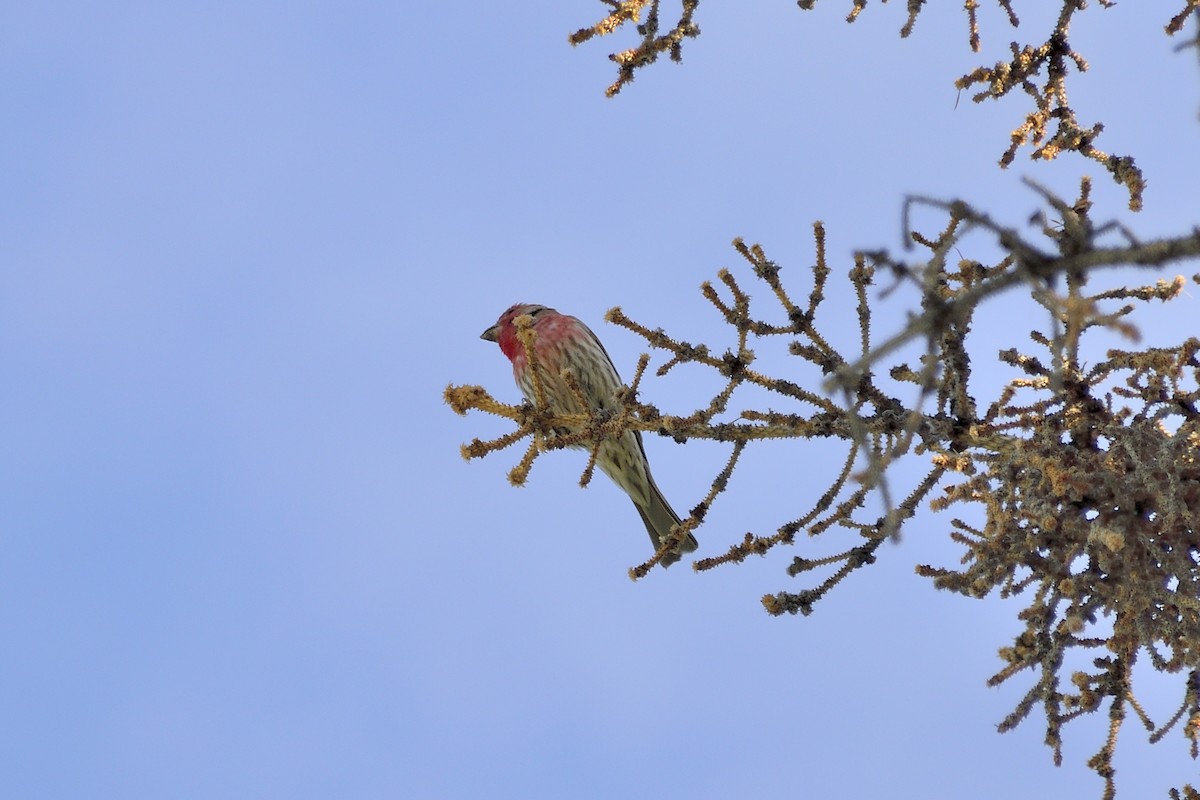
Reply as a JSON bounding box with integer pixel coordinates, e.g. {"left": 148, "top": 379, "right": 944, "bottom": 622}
{"left": 952, "top": 1, "right": 1147, "bottom": 210}
{"left": 568, "top": 0, "right": 699, "bottom": 97}
{"left": 569, "top": 0, "right": 1199, "bottom": 209}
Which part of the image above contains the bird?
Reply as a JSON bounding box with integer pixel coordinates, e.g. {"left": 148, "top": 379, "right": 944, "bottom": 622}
{"left": 480, "top": 303, "right": 698, "bottom": 566}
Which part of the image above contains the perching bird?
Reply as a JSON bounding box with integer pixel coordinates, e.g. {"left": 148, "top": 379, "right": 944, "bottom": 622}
{"left": 481, "top": 303, "right": 698, "bottom": 566}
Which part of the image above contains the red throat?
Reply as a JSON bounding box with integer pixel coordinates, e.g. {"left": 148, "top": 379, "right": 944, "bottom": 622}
{"left": 495, "top": 315, "right": 527, "bottom": 365}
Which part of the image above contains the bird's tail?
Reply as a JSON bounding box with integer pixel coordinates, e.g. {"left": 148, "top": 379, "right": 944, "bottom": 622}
{"left": 635, "top": 476, "right": 699, "bottom": 568}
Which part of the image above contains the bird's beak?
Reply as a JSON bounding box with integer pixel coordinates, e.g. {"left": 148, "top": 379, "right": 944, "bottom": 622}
{"left": 480, "top": 324, "right": 498, "bottom": 342}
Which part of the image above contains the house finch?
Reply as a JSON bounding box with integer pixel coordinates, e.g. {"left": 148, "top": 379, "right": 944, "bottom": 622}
{"left": 481, "top": 303, "right": 698, "bottom": 566}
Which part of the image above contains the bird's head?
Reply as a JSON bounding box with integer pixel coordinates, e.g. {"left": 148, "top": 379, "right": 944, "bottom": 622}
{"left": 481, "top": 303, "right": 553, "bottom": 362}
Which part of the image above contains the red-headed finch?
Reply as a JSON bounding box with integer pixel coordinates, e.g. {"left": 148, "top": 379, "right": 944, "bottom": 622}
{"left": 481, "top": 304, "right": 698, "bottom": 566}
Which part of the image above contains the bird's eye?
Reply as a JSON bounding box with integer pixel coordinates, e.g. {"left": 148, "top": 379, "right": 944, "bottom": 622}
{"left": 529, "top": 307, "right": 546, "bottom": 316}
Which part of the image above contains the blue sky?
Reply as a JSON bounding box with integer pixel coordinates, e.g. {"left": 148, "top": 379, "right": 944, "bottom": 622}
{"left": 3, "top": 4, "right": 1198, "bottom": 798}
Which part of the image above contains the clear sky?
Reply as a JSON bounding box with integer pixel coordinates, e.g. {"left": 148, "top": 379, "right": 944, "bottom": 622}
{"left": 3, "top": 4, "right": 1198, "bottom": 798}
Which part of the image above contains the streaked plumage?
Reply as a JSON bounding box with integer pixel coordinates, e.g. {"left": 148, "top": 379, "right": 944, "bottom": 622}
{"left": 481, "top": 303, "right": 698, "bottom": 566}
